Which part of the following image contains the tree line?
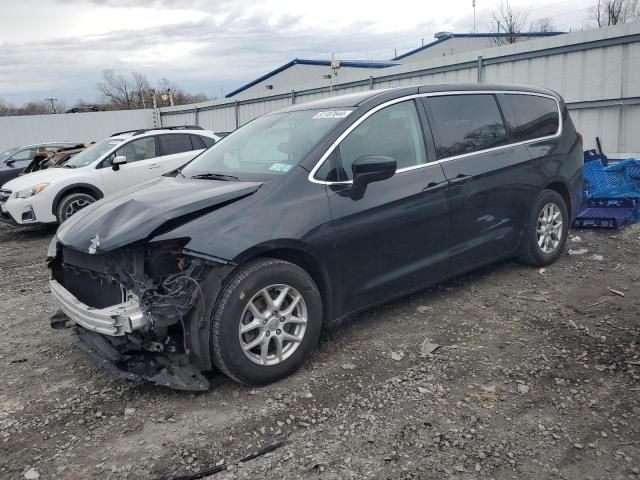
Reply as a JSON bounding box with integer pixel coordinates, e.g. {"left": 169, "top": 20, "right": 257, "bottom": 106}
{"left": 488, "top": 0, "right": 638, "bottom": 46}
{"left": 0, "top": 70, "right": 210, "bottom": 116}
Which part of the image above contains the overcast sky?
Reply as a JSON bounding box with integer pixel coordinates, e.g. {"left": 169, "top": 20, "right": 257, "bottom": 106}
{"left": 0, "top": 0, "right": 596, "bottom": 106}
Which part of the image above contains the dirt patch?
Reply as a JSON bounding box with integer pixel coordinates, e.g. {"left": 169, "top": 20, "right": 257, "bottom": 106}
{"left": 0, "top": 223, "right": 639, "bottom": 479}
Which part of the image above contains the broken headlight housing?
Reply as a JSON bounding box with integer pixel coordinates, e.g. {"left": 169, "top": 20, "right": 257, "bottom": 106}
{"left": 15, "top": 182, "right": 49, "bottom": 199}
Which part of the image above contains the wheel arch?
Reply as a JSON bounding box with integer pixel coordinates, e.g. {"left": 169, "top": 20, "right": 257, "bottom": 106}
{"left": 51, "top": 183, "right": 104, "bottom": 216}
{"left": 543, "top": 180, "right": 572, "bottom": 218}
{"left": 234, "top": 244, "right": 335, "bottom": 323}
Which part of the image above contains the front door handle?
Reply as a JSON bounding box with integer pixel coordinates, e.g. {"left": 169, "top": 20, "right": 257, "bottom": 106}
{"left": 449, "top": 174, "right": 472, "bottom": 186}
{"left": 148, "top": 164, "right": 162, "bottom": 169}
{"left": 422, "top": 181, "right": 448, "bottom": 194}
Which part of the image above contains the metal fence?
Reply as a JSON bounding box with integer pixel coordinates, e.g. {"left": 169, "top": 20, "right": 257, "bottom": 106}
{"left": 160, "top": 22, "right": 640, "bottom": 158}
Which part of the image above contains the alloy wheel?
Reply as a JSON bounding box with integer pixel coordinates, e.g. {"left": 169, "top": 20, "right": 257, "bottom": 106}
{"left": 536, "top": 202, "right": 563, "bottom": 254}
{"left": 65, "top": 198, "right": 93, "bottom": 219}
{"left": 238, "top": 284, "right": 308, "bottom": 366}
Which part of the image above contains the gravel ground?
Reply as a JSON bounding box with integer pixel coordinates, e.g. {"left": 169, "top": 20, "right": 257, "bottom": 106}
{"left": 1, "top": 222, "right": 639, "bottom": 480}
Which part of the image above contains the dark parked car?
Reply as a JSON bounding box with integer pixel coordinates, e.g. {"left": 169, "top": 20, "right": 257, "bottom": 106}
{"left": 0, "top": 142, "right": 80, "bottom": 186}
{"left": 47, "top": 84, "right": 583, "bottom": 390}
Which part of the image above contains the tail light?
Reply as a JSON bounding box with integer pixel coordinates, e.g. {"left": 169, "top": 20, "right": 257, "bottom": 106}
{"left": 577, "top": 132, "right": 584, "bottom": 147}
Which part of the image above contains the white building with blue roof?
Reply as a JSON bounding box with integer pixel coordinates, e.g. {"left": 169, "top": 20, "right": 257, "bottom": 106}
{"left": 392, "top": 31, "right": 565, "bottom": 63}
{"left": 225, "top": 58, "right": 398, "bottom": 99}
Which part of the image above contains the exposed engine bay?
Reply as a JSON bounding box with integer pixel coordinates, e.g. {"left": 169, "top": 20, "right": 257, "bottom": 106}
{"left": 47, "top": 239, "right": 233, "bottom": 390}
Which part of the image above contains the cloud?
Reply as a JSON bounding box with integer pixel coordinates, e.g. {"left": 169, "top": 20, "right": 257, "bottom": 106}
{"left": 0, "top": 0, "right": 594, "bottom": 105}
{"left": 0, "top": 7, "right": 440, "bottom": 105}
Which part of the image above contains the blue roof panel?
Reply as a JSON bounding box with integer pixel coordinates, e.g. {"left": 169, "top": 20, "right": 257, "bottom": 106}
{"left": 225, "top": 58, "right": 398, "bottom": 98}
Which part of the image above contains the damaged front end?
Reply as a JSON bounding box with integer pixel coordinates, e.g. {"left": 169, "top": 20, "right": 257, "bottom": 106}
{"left": 47, "top": 238, "right": 233, "bottom": 391}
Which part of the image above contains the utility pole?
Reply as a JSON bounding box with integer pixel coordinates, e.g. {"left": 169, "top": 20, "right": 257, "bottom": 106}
{"left": 472, "top": 0, "right": 477, "bottom": 33}
{"left": 151, "top": 89, "right": 159, "bottom": 128}
{"left": 46, "top": 97, "right": 58, "bottom": 114}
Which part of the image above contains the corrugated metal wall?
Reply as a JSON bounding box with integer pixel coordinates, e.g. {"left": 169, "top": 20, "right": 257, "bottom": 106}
{"left": 161, "top": 23, "right": 640, "bottom": 157}
{"left": 0, "top": 109, "right": 154, "bottom": 151}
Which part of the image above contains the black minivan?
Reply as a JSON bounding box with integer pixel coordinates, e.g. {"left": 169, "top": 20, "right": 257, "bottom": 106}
{"left": 48, "top": 84, "right": 583, "bottom": 390}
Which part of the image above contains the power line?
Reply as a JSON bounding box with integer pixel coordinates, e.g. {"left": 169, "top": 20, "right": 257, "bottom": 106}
{"left": 529, "top": 0, "right": 582, "bottom": 13}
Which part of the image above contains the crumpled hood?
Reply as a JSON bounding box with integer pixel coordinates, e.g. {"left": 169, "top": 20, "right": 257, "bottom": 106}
{"left": 56, "top": 176, "right": 263, "bottom": 253}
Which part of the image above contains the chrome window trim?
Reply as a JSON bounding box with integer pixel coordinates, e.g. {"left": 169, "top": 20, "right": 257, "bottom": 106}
{"left": 307, "top": 90, "right": 563, "bottom": 186}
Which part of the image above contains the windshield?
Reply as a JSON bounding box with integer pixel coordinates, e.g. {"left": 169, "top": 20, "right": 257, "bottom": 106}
{"left": 181, "top": 108, "right": 353, "bottom": 180}
{"left": 64, "top": 138, "right": 123, "bottom": 168}
{"left": 0, "top": 147, "right": 20, "bottom": 163}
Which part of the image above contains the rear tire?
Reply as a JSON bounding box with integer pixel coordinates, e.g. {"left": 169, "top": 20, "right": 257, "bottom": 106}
{"left": 518, "top": 189, "right": 568, "bottom": 267}
{"left": 210, "top": 258, "right": 323, "bottom": 386}
{"left": 56, "top": 192, "right": 96, "bottom": 224}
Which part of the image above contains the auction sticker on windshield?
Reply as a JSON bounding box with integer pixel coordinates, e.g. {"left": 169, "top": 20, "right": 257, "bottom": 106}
{"left": 312, "top": 111, "right": 351, "bottom": 119}
{"left": 269, "top": 163, "right": 294, "bottom": 172}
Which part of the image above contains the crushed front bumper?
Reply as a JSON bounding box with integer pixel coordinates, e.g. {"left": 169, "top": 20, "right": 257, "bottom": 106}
{"left": 72, "top": 326, "right": 210, "bottom": 391}
{"left": 49, "top": 278, "right": 147, "bottom": 336}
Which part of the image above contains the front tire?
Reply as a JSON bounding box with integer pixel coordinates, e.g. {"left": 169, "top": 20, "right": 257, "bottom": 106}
{"left": 56, "top": 192, "right": 96, "bottom": 224}
{"left": 210, "top": 258, "right": 323, "bottom": 385}
{"left": 519, "top": 189, "right": 569, "bottom": 267}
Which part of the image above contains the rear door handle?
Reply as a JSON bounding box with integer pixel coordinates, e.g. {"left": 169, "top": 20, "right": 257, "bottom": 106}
{"left": 448, "top": 174, "right": 472, "bottom": 186}
{"left": 148, "top": 164, "right": 162, "bottom": 169}
{"left": 422, "top": 181, "right": 448, "bottom": 194}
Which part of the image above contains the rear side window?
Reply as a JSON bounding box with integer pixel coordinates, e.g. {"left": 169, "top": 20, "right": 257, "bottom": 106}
{"left": 502, "top": 94, "right": 560, "bottom": 142}
{"left": 196, "top": 135, "right": 216, "bottom": 149}
{"left": 159, "top": 134, "right": 193, "bottom": 155}
{"left": 424, "top": 94, "right": 508, "bottom": 159}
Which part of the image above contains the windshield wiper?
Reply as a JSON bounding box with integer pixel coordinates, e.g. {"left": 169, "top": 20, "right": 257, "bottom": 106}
{"left": 191, "top": 173, "right": 239, "bottom": 181}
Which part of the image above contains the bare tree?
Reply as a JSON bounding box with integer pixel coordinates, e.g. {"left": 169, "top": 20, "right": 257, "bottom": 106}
{"left": 97, "top": 69, "right": 151, "bottom": 109}
{"left": 531, "top": 17, "right": 556, "bottom": 32}
{"left": 0, "top": 98, "right": 67, "bottom": 116}
{"left": 97, "top": 70, "right": 207, "bottom": 109}
{"left": 132, "top": 72, "right": 152, "bottom": 109}
{"left": 0, "top": 98, "right": 14, "bottom": 116}
{"left": 594, "top": 0, "right": 640, "bottom": 26}
{"left": 19, "top": 101, "right": 51, "bottom": 115}
{"left": 489, "top": 1, "right": 530, "bottom": 45}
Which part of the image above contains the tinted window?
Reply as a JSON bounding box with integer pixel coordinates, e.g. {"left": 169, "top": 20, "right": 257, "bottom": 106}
{"left": 504, "top": 94, "right": 559, "bottom": 142}
{"left": 116, "top": 136, "right": 157, "bottom": 163}
{"left": 190, "top": 135, "right": 205, "bottom": 150}
{"left": 159, "top": 134, "right": 193, "bottom": 155}
{"left": 425, "top": 94, "right": 508, "bottom": 159}
{"left": 322, "top": 100, "right": 426, "bottom": 181}
{"left": 199, "top": 135, "right": 216, "bottom": 148}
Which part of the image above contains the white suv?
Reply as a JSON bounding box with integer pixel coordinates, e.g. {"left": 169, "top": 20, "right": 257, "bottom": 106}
{"left": 0, "top": 127, "right": 219, "bottom": 225}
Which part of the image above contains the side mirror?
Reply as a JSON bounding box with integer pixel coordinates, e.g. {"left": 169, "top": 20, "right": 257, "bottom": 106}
{"left": 5, "top": 160, "right": 15, "bottom": 167}
{"left": 352, "top": 155, "right": 396, "bottom": 187}
{"left": 112, "top": 155, "right": 127, "bottom": 171}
